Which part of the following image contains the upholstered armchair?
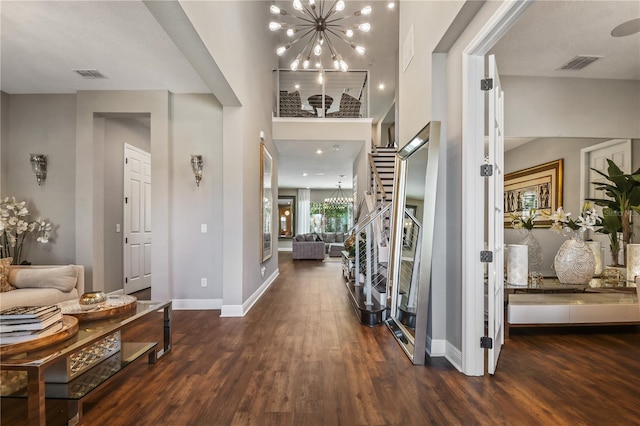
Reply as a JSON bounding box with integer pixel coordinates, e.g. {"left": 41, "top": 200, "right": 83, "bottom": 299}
{"left": 279, "top": 91, "right": 316, "bottom": 118}
{"left": 326, "top": 93, "right": 361, "bottom": 118}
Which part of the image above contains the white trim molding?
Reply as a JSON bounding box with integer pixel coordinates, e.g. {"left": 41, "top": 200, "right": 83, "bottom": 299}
{"left": 461, "top": 0, "right": 533, "bottom": 376}
{"left": 173, "top": 299, "right": 223, "bottom": 310}
{"left": 445, "top": 341, "right": 463, "bottom": 372}
{"left": 427, "top": 337, "right": 447, "bottom": 357}
{"left": 221, "top": 268, "right": 280, "bottom": 317}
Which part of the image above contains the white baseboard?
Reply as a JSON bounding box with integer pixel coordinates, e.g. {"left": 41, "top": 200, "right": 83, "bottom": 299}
{"left": 445, "top": 341, "right": 463, "bottom": 372}
{"left": 172, "top": 299, "right": 222, "bottom": 310}
{"left": 427, "top": 337, "right": 447, "bottom": 357}
{"left": 220, "top": 268, "right": 279, "bottom": 317}
{"left": 278, "top": 247, "right": 292, "bottom": 252}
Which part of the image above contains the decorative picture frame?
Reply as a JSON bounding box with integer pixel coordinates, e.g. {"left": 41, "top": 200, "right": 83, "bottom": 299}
{"left": 260, "top": 143, "right": 273, "bottom": 262}
{"left": 504, "top": 159, "right": 563, "bottom": 228}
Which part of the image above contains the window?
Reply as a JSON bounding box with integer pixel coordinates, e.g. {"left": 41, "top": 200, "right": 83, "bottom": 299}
{"left": 310, "top": 202, "right": 352, "bottom": 233}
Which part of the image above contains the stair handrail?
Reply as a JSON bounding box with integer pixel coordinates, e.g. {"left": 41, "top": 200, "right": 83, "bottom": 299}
{"left": 368, "top": 153, "right": 387, "bottom": 205}
{"left": 348, "top": 202, "right": 392, "bottom": 307}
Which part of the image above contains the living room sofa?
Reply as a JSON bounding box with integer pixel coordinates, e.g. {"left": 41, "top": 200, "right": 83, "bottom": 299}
{"left": 292, "top": 234, "right": 325, "bottom": 260}
{"left": 0, "top": 264, "right": 85, "bottom": 310}
{"left": 321, "top": 232, "right": 347, "bottom": 257}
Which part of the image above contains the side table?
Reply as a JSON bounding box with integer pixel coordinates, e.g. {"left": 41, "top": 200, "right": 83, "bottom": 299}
{"left": 341, "top": 251, "right": 355, "bottom": 282}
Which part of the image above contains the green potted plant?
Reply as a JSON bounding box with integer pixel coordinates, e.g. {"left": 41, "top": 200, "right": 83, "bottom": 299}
{"left": 588, "top": 159, "right": 640, "bottom": 266}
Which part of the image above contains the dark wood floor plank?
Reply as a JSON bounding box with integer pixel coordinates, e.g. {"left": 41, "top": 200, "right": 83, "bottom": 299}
{"left": 3, "top": 252, "right": 639, "bottom": 425}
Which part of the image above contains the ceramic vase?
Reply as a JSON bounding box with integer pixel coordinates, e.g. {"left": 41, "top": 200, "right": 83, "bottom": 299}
{"left": 519, "top": 229, "right": 543, "bottom": 272}
{"left": 554, "top": 232, "right": 595, "bottom": 284}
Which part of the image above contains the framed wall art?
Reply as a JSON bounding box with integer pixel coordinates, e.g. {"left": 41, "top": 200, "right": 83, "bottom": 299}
{"left": 504, "top": 159, "right": 563, "bottom": 228}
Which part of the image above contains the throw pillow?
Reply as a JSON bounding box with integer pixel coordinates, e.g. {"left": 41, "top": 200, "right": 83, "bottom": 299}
{"left": 304, "top": 234, "right": 315, "bottom": 241}
{"left": 336, "top": 233, "right": 345, "bottom": 243}
{"left": 0, "top": 258, "right": 15, "bottom": 293}
{"left": 325, "top": 233, "right": 336, "bottom": 243}
{"left": 9, "top": 265, "right": 78, "bottom": 292}
{"left": 294, "top": 234, "right": 305, "bottom": 242}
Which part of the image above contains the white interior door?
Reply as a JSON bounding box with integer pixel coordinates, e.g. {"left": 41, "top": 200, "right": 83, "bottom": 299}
{"left": 487, "top": 55, "right": 505, "bottom": 375}
{"left": 582, "top": 140, "right": 632, "bottom": 266}
{"left": 124, "top": 144, "right": 152, "bottom": 294}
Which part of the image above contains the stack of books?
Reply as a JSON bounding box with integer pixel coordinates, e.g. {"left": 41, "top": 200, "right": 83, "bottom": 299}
{"left": 0, "top": 305, "right": 63, "bottom": 345}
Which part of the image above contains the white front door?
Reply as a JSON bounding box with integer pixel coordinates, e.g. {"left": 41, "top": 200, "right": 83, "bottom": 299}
{"left": 487, "top": 54, "right": 505, "bottom": 375}
{"left": 124, "top": 144, "right": 152, "bottom": 294}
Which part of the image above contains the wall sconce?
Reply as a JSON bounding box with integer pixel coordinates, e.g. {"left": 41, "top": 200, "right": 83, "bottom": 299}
{"left": 191, "top": 155, "right": 203, "bottom": 188}
{"left": 30, "top": 154, "right": 47, "bottom": 186}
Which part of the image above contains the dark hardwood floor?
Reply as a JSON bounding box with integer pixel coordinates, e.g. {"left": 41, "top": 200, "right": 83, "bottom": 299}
{"left": 4, "top": 253, "right": 640, "bottom": 425}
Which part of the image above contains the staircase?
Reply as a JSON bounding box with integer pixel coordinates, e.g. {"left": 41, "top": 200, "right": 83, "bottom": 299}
{"left": 369, "top": 146, "right": 397, "bottom": 206}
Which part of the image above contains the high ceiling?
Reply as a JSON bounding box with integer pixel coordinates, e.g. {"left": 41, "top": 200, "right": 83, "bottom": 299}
{"left": 2, "top": 1, "right": 638, "bottom": 189}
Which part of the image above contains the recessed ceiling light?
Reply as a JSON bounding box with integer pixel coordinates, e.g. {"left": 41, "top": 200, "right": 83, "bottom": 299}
{"left": 387, "top": 2, "right": 395, "bottom": 9}
{"left": 316, "top": 149, "right": 323, "bottom": 154}
{"left": 294, "top": 84, "right": 300, "bottom": 89}
{"left": 332, "top": 145, "right": 340, "bottom": 151}
{"left": 315, "top": 172, "right": 325, "bottom": 176}
{"left": 378, "top": 83, "right": 385, "bottom": 90}
{"left": 301, "top": 172, "right": 308, "bottom": 176}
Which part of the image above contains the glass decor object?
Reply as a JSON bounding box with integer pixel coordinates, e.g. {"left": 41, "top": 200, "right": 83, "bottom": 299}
{"left": 518, "top": 229, "right": 543, "bottom": 272}
{"left": 554, "top": 231, "right": 596, "bottom": 284}
{"left": 586, "top": 241, "right": 604, "bottom": 277}
{"left": 30, "top": 154, "right": 47, "bottom": 185}
{"left": 506, "top": 244, "right": 528, "bottom": 286}
{"left": 626, "top": 243, "right": 640, "bottom": 283}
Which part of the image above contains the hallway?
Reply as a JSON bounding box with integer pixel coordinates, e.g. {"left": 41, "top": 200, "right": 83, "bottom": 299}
{"left": 7, "top": 253, "right": 639, "bottom": 425}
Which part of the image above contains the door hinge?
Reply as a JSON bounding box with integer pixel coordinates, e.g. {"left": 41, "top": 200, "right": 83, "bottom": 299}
{"left": 125, "top": 277, "right": 128, "bottom": 283}
{"left": 125, "top": 158, "right": 128, "bottom": 164}
{"left": 480, "top": 250, "right": 493, "bottom": 263}
{"left": 481, "top": 78, "right": 494, "bottom": 91}
{"left": 125, "top": 197, "right": 128, "bottom": 204}
{"left": 481, "top": 336, "right": 493, "bottom": 349}
{"left": 125, "top": 237, "right": 128, "bottom": 244}
{"left": 480, "top": 164, "right": 493, "bottom": 177}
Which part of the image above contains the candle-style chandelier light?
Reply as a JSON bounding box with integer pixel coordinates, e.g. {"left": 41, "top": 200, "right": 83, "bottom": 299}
{"left": 269, "top": 0, "right": 371, "bottom": 76}
{"left": 324, "top": 182, "right": 352, "bottom": 209}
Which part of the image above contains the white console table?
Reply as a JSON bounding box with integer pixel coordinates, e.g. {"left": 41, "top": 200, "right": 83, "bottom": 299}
{"left": 507, "top": 291, "right": 639, "bottom": 337}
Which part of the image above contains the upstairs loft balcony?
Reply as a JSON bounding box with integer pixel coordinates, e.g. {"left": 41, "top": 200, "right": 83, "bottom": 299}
{"left": 274, "top": 69, "right": 369, "bottom": 119}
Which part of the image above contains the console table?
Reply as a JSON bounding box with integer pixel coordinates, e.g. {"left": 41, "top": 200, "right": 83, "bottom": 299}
{"left": 0, "top": 300, "right": 171, "bottom": 425}
{"left": 504, "top": 278, "right": 639, "bottom": 337}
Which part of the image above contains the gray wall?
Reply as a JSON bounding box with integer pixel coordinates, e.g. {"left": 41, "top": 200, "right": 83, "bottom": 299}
{"left": 1, "top": 94, "right": 77, "bottom": 265}
{"left": 170, "top": 93, "right": 223, "bottom": 300}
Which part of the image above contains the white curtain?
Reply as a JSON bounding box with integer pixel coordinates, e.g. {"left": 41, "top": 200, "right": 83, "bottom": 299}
{"left": 297, "top": 188, "right": 310, "bottom": 235}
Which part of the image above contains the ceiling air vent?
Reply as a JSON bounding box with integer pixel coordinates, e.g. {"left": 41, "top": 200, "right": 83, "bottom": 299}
{"left": 73, "top": 69, "right": 107, "bottom": 79}
{"left": 557, "top": 55, "right": 603, "bottom": 71}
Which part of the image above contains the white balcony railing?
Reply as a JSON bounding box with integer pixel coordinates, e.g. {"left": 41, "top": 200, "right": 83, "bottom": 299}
{"left": 274, "top": 69, "right": 369, "bottom": 118}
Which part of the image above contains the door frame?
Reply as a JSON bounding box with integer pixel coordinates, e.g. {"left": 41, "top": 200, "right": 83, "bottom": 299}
{"left": 461, "top": 0, "right": 533, "bottom": 376}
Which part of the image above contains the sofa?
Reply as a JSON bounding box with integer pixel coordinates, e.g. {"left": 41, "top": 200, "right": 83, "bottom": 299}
{"left": 0, "top": 264, "right": 85, "bottom": 311}
{"left": 321, "top": 232, "right": 347, "bottom": 257}
{"left": 292, "top": 234, "right": 325, "bottom": 260}
{"left": 291, "top": 232, "right": 348, "bottom": 259}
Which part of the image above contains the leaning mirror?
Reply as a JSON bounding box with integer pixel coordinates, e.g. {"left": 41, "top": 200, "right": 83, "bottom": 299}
{"left": 261, "top": 143, "right": 273, "bottom": 262}
{"left": 385, "top": 121, "right": 440, "bottom": 365}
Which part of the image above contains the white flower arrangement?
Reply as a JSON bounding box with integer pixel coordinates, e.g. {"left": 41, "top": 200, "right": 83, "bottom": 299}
{"left": 547, "top": 202, "right": 599, "bottom": 236}
{"left": 0, "top": 197, "right": 53, "bottom": 264}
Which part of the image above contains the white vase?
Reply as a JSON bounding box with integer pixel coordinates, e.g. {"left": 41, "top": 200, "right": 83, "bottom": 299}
{"left": 518, "top": 229, "right": 543, "bottom": 272}
{"left": 554, "top": 232, "right": 596, "bottom": 284}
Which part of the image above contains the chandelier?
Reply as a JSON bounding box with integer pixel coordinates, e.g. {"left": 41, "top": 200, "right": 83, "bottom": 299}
{"left": 324, "top": 182, "right": 352, "bottom": 208}
{"left": 269, "top": 0, "right": 371, "bottom": 74}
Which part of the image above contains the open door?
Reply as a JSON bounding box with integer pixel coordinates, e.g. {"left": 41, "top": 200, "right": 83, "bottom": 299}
{"left": 124, "top": 144, "right": 152, "bottom": 294}
{"left": 486, "top": 54, "right": 505, "bottom": 374}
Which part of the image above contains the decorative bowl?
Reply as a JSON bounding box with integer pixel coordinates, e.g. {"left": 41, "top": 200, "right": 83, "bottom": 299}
{"left": 79, "top": 291, "right": 107, "bottom": 310}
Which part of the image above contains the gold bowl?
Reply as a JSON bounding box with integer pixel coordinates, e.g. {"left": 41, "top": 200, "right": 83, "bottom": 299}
{"left": 79, "top": 291, "right": 107, "bottom": 310}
